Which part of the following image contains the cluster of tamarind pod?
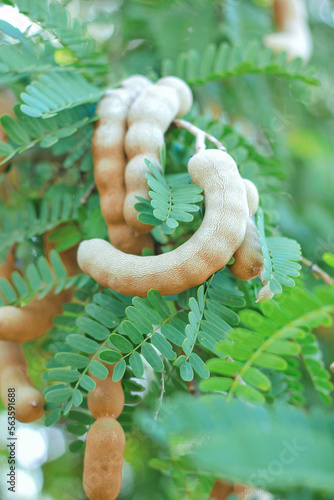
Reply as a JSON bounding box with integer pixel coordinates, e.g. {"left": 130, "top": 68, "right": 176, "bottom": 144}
{"left": 78, "top": 76, "right": 271, "bottom": 303}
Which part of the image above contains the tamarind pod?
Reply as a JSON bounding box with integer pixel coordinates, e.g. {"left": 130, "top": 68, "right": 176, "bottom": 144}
{"left": 0, "top": 246, "right": 17, "bottom": 282}
{"left": 88, "top": 363, "right": 124, "bottom": 420}
{"left": 0, "top": 341, "right": 44, "bottom": 422}
{"left": 0, "top": 243, "right": 79, "bottom": 343}
{"left": 273, "top": 0, "right": 308, "bottom": 32}
{"left": 209, "top": 479, "right": 234, "bottom": 499}
{"left": 123, "top": 77, "right": 193, "bottom": 234}
{"left": 229, "top": 219, "right": 264, "bottom": 281}
{"left": 264, "top": 0, "right": 312, "bottom": 62}
{"left": 78, "top": 149, "right": 249, "bottom": 297}
{"left": 83, "top": 417, "right": 125, "bottom": 500}
{"left": 234, "top": 484, "right": 272, "bottom": 499}
{"left": 0, "top": 87, "right": 17, "bottom": 172}
{"left": 243, "top": 179, "right": 259, "bottom": 218}
{"left": 93, "top": 76, "right": 154, "bottom": 254}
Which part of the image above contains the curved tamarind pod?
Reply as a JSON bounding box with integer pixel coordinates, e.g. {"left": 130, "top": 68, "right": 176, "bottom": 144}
{"left": 229, "top": 219, "right": 264, "bottom": 281}
{"left": 0, "top": 87, "right": 17, "bottom": 172}
{"left": 83, "top": 417, "right": 125, "bottom": 500}
{"left": 78, "top": 149, "right": 249, "bottom": 297}
{"left": 93, "top": 75, "right": 154, "bottom": 254}
{"left": 264, "top": 0, "right": 312, "bottom": 63}
{"left": 88, "top": 363, "right": 124, "bottom": 419}
{"left": 124, "top": 77, "right": 193, "bottom": 234}
{"left": 0, "top": 341, "right": 44, "bottom": 422}
{"left": 243, "top": 179, "right": 259, "bottom": 218}
{"left": 0, "top": 241, "right": 79, "bottom": 343}
{"left": 229, "top": 179, "right": 263, "bottom": 281}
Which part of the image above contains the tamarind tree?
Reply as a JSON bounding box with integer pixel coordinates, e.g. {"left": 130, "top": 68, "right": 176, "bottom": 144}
{"left": 0, "top": 1, "right": 334, "bottom": 499}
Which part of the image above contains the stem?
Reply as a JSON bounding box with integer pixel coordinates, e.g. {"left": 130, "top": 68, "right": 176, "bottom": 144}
{"left": 173, "top": 118, "right": 226, "bottom": 152}
{"left": 154, "top": 369, "right": 166, "bottom": 421}
{"left": 80, "top": 181, "right": 96, "bottom": 205}
{"left": 301, "top": 256, "right": 333, "bottom": 285}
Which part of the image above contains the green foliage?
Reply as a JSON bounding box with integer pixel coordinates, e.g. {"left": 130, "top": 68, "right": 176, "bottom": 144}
{"left": 162, "top": 40, "right": 319, "bottom": 86}
{"left": 201, "top": 286, "right": 334, "bottom": 406}
{"left": 135, "top": 159, "right": 203, "bottom": 234}
{"left": 137, "top": 395, "right": 334, "bottom": 494}
{"left": 0, "top": 104, "right": 96, "bottom": 166}
{"left": 257, "top": 208, "right": 302, "bottom": 295}
{"left": 0, "top": 195, "right": 80, "bottom": 253}
{"left": 0, "top": 248, "right": 84, "bottom": 307}
{"left": 20, "top": 72, "right": 103, "bottom": 118}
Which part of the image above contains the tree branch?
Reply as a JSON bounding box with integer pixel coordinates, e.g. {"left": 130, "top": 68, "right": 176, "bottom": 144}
{"left": 173, "top": 118, "right": 226, "bottom": 153}
{"left": 301, "top": 256, "right": 333, "bottom": 286}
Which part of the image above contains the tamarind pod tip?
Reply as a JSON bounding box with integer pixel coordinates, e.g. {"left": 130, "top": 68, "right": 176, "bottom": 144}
{"left": 256, "top": 283, "right": 275, "bottom": 303}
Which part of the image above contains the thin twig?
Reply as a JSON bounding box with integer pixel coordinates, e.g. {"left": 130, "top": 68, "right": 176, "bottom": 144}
{"left": 154, "top": 369, "right": 166, "bottom": 421}
{"left": 301, "top": 256, "right": 333, "bottom": 285}
{"left": 80, "top": 181, "right": 96, "bottom": 205}
{"left": 173, "top": 118, "right": 226, "bottom": 152}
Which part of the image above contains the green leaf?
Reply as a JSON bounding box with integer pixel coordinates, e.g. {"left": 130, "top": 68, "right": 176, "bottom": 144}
{"left": 199, "top": 377, "right": 233, "bottom": 392}
{"left": 45, "top": 369, "right": 80, "bottom": 383}
{"left": 79, "top": 374, "right": 96, "bottom": 392}
{"left": 109, "top": 334, "right": 133, "bottom": 353}
{"left": 89, "top": 360, "right": 109, "bottom": 380}
{"left": 121, "top": 320, "right": 144, "bottom": 343}
{"left": 69, "top": 440, "right": 85, "bottom": 453}
{"left": 161, "top": 324, "right": 185, "bottom": 346}
{"left": 129, "top": 351, "right": 145, "bottom": 378}
{"left": 45, "top": 387, "right": 74, "bottom": 403}
{"left": 189, "top": 353, "right": 210, "bottom": 379}
{"left": 151, "top": 333, "right": 176, "bottom": 360}
{"left": 86, "top": 304, "right": 118, "bottom": 329}
{"left": 67, "top": 334, "right": 100, "bottom": 354}
{"left": 206, "top": 358, "right": 241, "bottom": 376}
{"left": 147, "top": 289, "right": 172, "bottom": 317}
{"left": 126, "top": 306, "right": 153, "bottom": 334}
{"left": 112, "top": 360, "right": 126, "bottom": 382}
{"left": 55, "top": 352, "right": 89, "bottom": 369}
{"left": 45, "top": 409, "right": 62, "bottom": 427}
{"left": 180, "top": 362, "right": 194, "bottom": 382}
{"left": 235, "top": 384, "right": 265, "bottom": 405}
{"left": 66, "top": 423, "right": 87, "bottom": 436}
{"left": 99, "top": 349, "right": 122, "bottom": 364}
{"left": 141, "top": 343, "right": 164, "bottom": 372}
{"left": 76, "top": 317, "right": 110, "bottom": 341}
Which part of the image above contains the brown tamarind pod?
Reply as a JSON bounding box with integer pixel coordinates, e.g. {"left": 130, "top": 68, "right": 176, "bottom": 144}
{"left": 123, "top": 76, "right": 193, "bottom": 234}
{"left": 83, "top": 417, "right": 125, "bottom": 500}
{"left": 88, "top": 363, "right": 124, "bottom": 419}
{"left": 209, "top": 479, "right": 234, "bottom": 499}
{"left": 0, "top": 341, "right": 44, "bottom": 422}
{"left": 229, "top": 219, "right": 264, "bottom": 281}
{"left": 0, "top": 246, "right": 17, "bottom": 282}
{"left": 78, "top": 149, "right": 249, "bottom": 297}
{"left": 263, "top": 0, "right": 312, "bottom": 63}
{"left": 93, "top": 75, "right": 155, "bottom": 255}
{"left": 0, "top": 234, "right": 79, "bottom": 343}
{"left": 0, "top": 87, "right": 17, "bottom": 172}
{"left": 229, "top": 179, "right": 264, "bottom": 281}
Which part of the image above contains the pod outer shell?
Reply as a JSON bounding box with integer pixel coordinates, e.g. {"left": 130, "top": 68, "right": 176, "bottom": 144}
{"left": 83, "top": 418, "right": 125, "bottom": 500}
